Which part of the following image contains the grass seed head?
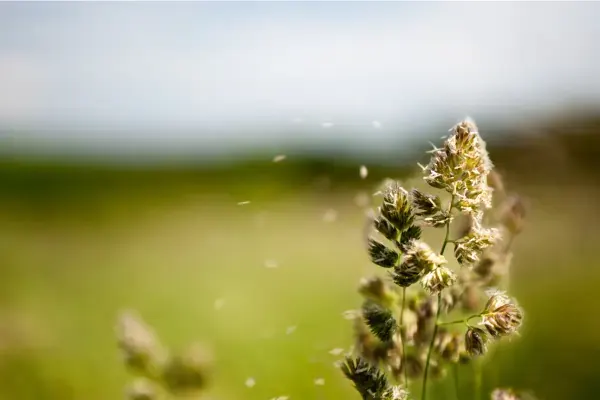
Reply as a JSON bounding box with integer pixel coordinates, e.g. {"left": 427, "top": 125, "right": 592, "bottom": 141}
{"left": 380, "top": 182, "right": 415, "bottom": 232}
{"left": 362, "top": 300, "right": 397, "bottom": 343}
{"left": 454, "top": 217, "right": 501, "bottom": 266}
{"left": 161, "top": 343, "right": 213, "bottom": 394}
{"left": 423, "top": 119, "right": 493, "bottom": 214}
{"left": 421, "top": 265, "right": 457, "bottom": 295}
{"left": 116, "top": 311, "right": 167, "bottom": 378}
{"left": 367, "top": 238, "right": 400, "bottom": 269}
{"left": 481, "top": 291, "right": 523, "bottom": 337}
{"left": 465, "top": 327, "right": 488, "bottom": 357}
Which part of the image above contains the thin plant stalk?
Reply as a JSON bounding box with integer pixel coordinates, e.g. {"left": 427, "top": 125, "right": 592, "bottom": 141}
{"left": 437, "top": 314, "right": 481, "bottom": 327}
{"left": 421, "top": 292, "right": 442, "bottom": 400}
{"left": 475, "top": 359, "right": 482, "bottom": 400}
{"left": 421, "top": 196, "right": 453, "bottom": 400}
{"left": 400, "top": 287, "right": 408, "bottom": 387}
{"left": 453, "top": 363, "right": 460, "bottom": 400}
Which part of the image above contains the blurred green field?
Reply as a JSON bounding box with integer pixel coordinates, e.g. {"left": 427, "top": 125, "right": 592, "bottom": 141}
{"left": 1, "top": 126, "right": 600, "bottom": 400}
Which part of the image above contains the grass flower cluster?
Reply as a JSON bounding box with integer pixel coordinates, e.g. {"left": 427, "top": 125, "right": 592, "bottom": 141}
{"left": 342, "top": 119, "right": 529, "bottom": 400}
{"left": 116, "top": 310, "right": 212, "bottom": 400}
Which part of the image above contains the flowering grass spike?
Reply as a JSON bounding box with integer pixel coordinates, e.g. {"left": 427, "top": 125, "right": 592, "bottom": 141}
{"left": 342, "top": 118, "right": 529, "bottom": 400}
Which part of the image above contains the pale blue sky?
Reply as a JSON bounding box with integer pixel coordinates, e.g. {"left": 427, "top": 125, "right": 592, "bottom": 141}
{"left": 1, "top": 2, "right": 600, "bottom": 154}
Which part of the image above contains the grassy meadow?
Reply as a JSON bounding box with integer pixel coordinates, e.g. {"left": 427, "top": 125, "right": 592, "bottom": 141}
{"left": 1, "top": 121, "right": 600, "bottom": 400}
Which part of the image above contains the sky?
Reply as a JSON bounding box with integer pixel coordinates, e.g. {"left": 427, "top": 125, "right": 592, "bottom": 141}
{"left": 1, "top": 2, "right": 600, "bottom": 156}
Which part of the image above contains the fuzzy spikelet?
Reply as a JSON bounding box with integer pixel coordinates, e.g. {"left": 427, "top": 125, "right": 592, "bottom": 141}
{"left": 465, "top": 327, "right": 488, "bottom": 357}
{"left": 423, "top": 119, "right": 493, "bottom": 214}
{"left": 380, "top": 183, "right": 415, "bottom": 232}
{"left": 352, "top": 317, "right": 382, "bottom": 365}
{"left": 411, "top": 189, "right": 441, "bottom": 217}
{"left": 481, "top": 291, "right": 523, "bottom": 337}
{"left": 362, "top": 300, "right": 397, "bottom": 342}
{"left": 404, "top": 241, "right": 447, "bottom": 274}
{"left": 454, "top": 217, "right": 501, "bottom": 265}
{"left": 374, "top": 215, "right": 400, "bottom": 242}
{"left": 116, "top": 311, "right": 167, "bottom": 377}
{"left": 368, "top": 238, "right": 399, "bottom": 268}
{"left": 421, "top": 265, "right": 457, "bottom": 295}
{"left": 391, "top": 261, "right": 423, "bottom": 287}
{"left": 341, "top": 356, "right": 392, "bottom": 400}
{"left": 423, "top": 211, "right": 453, "bottom": 228}
{"left": 391, "top": 240, "right": 448, "bottom": 290}
{"left": 411, "top": 189, "right": 452, "bottom": 228}
{"left": 162, "top": 343, "right": 213, "bottom": 394}
{"left": 397, "top": 225, "right": 422, "bottom": 252}
{"left": 116, "top": 311, "right": 213, "bottom": 398}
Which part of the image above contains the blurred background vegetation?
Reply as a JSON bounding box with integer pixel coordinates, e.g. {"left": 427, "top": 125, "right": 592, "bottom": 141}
{"left": 1, "top": 114, "right": 600, "bottom": 400}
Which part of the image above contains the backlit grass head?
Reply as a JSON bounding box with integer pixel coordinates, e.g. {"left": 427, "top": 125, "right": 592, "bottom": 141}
{"left": 342, "top": 118, "right": 528, "bottom": 400}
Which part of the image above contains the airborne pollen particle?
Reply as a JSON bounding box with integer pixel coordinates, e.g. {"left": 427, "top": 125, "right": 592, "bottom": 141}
{"left": 360, "top": 165, "right": 368, "bottom": 179}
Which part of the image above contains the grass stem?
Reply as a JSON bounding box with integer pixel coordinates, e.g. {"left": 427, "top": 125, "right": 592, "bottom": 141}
{"left": 475, "top": 358, "right": 482, "bottom": 400}
{"left": 453, "top": 363, "right": 460, "bottom": 400}
{"left": 400, "top": 287, "right": 408, "bottom": 388}
{"left": 421, "top": 195, "right": 453, "bottom": 400}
